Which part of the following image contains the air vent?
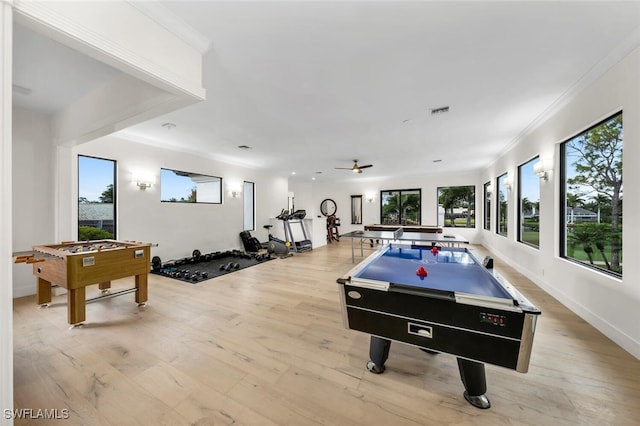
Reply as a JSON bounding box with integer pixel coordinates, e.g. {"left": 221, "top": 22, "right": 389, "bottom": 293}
{"left": 430, "top": 106, "right": 450, "bottom": 115}
{"left": 237, "top": 145, "right": 252, "bottom": 149}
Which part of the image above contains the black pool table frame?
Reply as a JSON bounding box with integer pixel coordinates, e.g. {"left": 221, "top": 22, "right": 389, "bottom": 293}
{"left": 337, "top": 245, "right": 541, "bottom": 409}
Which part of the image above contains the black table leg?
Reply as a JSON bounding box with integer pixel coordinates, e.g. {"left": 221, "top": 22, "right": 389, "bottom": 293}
{"left": 367, "top": 336, "right": 391, "bottom": 374}
{"left": 457, "top": 358, "right": 491, "bottom": 409}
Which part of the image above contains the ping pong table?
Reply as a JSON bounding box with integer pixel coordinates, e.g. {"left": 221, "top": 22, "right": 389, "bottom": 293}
{"left": 342, "top": 228, "right": 469, "bottom": 262}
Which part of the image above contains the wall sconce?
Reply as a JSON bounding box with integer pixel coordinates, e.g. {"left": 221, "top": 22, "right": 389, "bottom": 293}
{"left": 503, "top": 175, "right": 512, "bottom": 191}
{"left": 365, "top": 193, "right": 376, "bottom": 203}
{"left": 486, "top": 183, "right": 493, "bottom": 194}
{"left": 533, "top": 158, "right": 552, "bottom": 181}
{"left": 133, "top": 172, "right": 154, "bottom": 190}
{"left": 227, "top": 183, "right": 242, "bottom": 198}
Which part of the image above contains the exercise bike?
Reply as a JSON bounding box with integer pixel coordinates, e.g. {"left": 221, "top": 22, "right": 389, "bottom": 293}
{"left": 263, "top": 224, "right": 291, "bottom": 257}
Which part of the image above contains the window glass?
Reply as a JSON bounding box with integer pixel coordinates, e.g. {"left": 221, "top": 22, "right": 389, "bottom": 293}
{"left": 561, "top": 112, "right": 622, "bottom": 276}
{"left": 380, "top": 189, "right": 421, "bottom": 225}
{"left": 160, "top": 168, "right": 222, "bottom": 203}
{"left": 483, "top": 181, "right": 491, "bottom": 230}
{"left": 78, "top": 155, "right": 116, "bottom": 240}
{"left": 243, "top": 181, "right": 255, "bottom": 231}
{"left": 518, "top": 157, "right": 540, "bottom": 248}
{"left": 497, "top": 173, "right": 508, "bottom": 236}
{"left": 437, "top": 186, "right": 475, "bottom": 228}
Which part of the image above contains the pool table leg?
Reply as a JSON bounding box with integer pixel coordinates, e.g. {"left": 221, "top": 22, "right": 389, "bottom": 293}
{"left": 367, "top": 336, "right": 391, "bottom": 374}
{"left": 457, "top": 358, "right": 491, "bottom": 409}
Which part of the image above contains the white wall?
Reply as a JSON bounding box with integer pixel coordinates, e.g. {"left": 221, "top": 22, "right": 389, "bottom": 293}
{"left": 62, "top": 135, "right": 289, "bottom": 264}
{"left": 1, "top": 0, "right": 13, "bottom": 420}
{"left": 14, "top": 1, "right": 205, "bottom": 147}
{"left": 481, "top": 47, "right": 640, "bottom": 358}
{"left": 12, "top": 107, "right": 54, "bottom": 297}
{"left": 11, "top": 133, "right": 289, "bottom": 295}
{"left": 297, "top": 169, "right": 483, "bottom": 244}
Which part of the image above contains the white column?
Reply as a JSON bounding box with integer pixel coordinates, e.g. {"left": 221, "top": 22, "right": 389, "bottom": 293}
{"left": 0, "top": 0, "right": 14, "bottom": 423}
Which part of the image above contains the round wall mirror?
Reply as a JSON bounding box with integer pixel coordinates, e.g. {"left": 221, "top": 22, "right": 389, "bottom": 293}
{"left": 320, "top": 199, "right": 337, "bottom": 216}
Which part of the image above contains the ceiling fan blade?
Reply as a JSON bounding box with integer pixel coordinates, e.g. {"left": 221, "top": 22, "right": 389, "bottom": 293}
{"left": 358, "top": 164, "right": 373, "bottom": 169}
{"left": 335, "top": 167, "right": 354, "bottom": 170}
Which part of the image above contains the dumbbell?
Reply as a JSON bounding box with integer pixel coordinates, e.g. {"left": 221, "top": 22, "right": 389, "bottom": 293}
{"left": 192, "top": 249, "right": 202, "bottom": 262}
{"left": 151, "top": 256, "right": 162, "bottom": 271}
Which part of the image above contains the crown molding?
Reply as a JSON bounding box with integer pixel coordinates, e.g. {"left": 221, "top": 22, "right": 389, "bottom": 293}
{"left": 127, "top": 0, "right": 211, "bottom": 54}
{"left": 503, "top": 26, "right": 640, "bottom": 154}
{"left": 13, "top": 0, "right": 205, "bottom": 100}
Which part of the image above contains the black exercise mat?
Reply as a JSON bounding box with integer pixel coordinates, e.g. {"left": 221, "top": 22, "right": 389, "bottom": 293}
{"left": 151, "top": 251, "right": 273, "bottom": 284}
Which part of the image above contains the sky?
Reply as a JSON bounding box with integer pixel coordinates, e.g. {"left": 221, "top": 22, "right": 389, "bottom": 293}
{"left": 78, "top": 156, "right": 114, "bottom": 202}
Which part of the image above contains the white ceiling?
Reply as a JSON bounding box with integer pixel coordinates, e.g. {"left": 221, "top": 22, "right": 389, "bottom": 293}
{"left": 12, "top": 1, "right": 640, "bottom": 182}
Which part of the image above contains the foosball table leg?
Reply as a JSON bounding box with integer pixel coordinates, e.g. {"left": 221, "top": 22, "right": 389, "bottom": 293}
{"left": 99, "top": 281, "right": 111, "bottom": 294}
{"left": 67, "top": 287, "right": 86, "bottom": 326}
{"left": 36, "top": 277, "right": 51, "bottom": 307}
{"left": 135, "top": 273, "right": 148, "bottom": 306}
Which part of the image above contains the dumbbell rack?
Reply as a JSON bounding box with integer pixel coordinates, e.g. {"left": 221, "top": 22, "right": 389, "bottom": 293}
{"left": 282, "top": 218, "right": 312, "bottom": 252}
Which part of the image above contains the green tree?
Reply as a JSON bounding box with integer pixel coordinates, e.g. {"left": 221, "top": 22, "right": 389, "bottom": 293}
{"left": 438, "top": 186, "right": 474, "bottom": 227}
{"left": 401, "top": 192, "right": 420, "bottom": 224}
{"left": 188, "top": 187, "right": 197, "bottom": 202}
{"left": 567, "top": 114, "right": 622, "bottom": 270}
{"left": 99, "top": 184, "right": 114, "bottom": 203}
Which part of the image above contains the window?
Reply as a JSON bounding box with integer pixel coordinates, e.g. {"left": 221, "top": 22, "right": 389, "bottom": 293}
{"left": 561, "top": 112, "right": 622, "bottom": 276}
{"left": 78, "top": 155, "right": 116, "bottom": 240}
{"left": 243, "top": 181, "right": 255, "bottom": 231}
{"left": 380, "top": 189, "right": 421, "bottom": 225}
{"left": 483, "top": 181, "right": 492, "bottom": 231}
{"left": 496, "top": 173, "right": 508, "bottom": 237}
{"left": 160, "top": 168, "right": 222, "bottom": 203}
{"left": 518, "top": 157, "right": 540, "bottom": 248}
{"left": 437, "top": 186, "right": 475, "bottom": 228}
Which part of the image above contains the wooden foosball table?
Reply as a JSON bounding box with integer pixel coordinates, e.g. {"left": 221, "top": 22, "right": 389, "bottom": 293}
{"left": 15, "top": 240, "right": 151, "bottom": 326}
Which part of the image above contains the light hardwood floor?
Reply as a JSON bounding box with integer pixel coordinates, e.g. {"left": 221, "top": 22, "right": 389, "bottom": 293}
{"left": 13, "top": 242, "right": 640, "bottom": 425}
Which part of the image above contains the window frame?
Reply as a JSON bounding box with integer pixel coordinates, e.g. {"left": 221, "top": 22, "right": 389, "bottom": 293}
{"left": 160, "top": 168, "right": 223, "bottom": 204}
{"left": 483, "top": 181, "right": 491, "bottom": 231}
{"left": 436, "top": 185, "right": 476, "bottom": 228}
{"left": 496, "top": 173, "right": 508, "bottom": 237}
{"left": 560, "top": 111, "right": 623, "bottom": 278}
{"left": 379, "top": 188, "right": 422, "bottom": 226}
{"left": 517, "top": 156, "right": 540, "bottom": 249}
{"left": 77, "top": 155, "right": 117, "bottom": 241}
{"left": 243, "top": 181, "right": 255, "bottom": 231}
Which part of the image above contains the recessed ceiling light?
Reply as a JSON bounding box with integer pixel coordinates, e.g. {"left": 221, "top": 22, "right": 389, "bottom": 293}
{"left": 162, "top": 122, "right": 176, "bottom": 130}
{"left": 291, "top": 172, "right": 296, "bottom": 175}
{"left": 312, "top": 177, "right": 316, "bottom": 180}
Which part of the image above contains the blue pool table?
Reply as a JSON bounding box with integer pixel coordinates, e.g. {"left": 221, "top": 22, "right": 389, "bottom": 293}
{"left": 337, "top": 244, "right": 541, "bottom": 409}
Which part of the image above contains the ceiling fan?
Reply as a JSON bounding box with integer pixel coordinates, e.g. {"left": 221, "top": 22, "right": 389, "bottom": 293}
{"left": 335, "top": 159, "right": 373, "bottom": 174}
